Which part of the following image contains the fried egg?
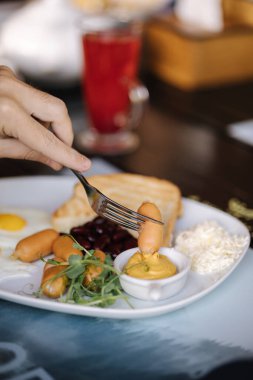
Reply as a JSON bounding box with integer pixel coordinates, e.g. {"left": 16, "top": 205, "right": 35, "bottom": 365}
{"left": 0, "top": 207, "right": 52, "bottom": 249}
{"left": 0, "top": 246, "right": 38, "bottom": 280}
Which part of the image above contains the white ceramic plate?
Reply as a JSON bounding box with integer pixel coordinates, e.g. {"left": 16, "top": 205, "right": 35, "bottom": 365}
{"left": 0, "top": 176, "right": 250, "bottom": 319}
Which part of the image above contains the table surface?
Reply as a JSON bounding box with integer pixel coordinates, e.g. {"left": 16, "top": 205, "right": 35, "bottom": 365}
{"left": 1, "top": 74, "right": 253, "bottom": 380}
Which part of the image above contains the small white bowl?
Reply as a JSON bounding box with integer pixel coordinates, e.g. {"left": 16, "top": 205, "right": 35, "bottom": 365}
{"left": 114, "top": 247, "right": 191, "bottom": 301}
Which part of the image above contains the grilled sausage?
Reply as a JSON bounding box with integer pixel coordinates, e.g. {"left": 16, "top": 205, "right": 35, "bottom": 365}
{"left": 41, "top": 263, "right": 68, "bottom": 298}
{"left": 43, "top": 256, "right": 65, "bottom": 272}
{"left": 12, "top": 229, "right": 59, "bottom": 262}
{"left": 83, "top": 249, "right": 106, "bottom": 286}
{"left": 137, "top": 202, "right": 163, "bottom": 254}
{"left": 52, "top": 235, "right": 83, "bottom": 261}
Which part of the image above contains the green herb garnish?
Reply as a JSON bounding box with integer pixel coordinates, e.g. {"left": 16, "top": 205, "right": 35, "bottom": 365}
{"left": 36, "top": 237, "right": 131, "bottom": 309}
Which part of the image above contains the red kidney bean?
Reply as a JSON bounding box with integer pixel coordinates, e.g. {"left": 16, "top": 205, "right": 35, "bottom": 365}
{"left": 70, "top": 217, "right": 137, "bottom": 259}
{"left": 70, "top": 226, "right": 85, "bottom": 235}
{"left": 78, "top": 239, "right": 92, "bottom": 250}
{"left": 123, "top": 238, "right": 138, "bottom": 251}
{"left": 87, "top": 233, "right": 97, "bottom": 243}
{"left": 94, "top": 217, "right": 105, "bottom": 225}
{"left": 95, "top": 225, "right": 104, "bottom": 234}
{"left": 95, "top": 235, "right": 110, "bottom": 250}
{"left": 108, "top": 243, "right": 123, "bottom": 256}
{"left": 113, "top": 230, "right": 130, "bottom": 242}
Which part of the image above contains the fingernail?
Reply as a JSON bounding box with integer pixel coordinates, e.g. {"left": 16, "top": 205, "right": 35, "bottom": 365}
{"left": 78, "top": 156, "right": 91, "bottom": 171}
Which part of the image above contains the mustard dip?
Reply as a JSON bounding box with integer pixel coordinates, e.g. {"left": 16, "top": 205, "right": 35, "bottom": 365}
{"left": 124, "top": 251, "right": 177, "bottom": 280}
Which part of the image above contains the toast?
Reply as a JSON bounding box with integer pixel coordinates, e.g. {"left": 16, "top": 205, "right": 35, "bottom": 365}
{"left": 52, "top": 173, "right": 183, "bottom": 246}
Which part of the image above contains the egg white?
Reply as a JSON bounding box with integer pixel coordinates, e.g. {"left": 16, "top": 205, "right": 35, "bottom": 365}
{"left": 0, "top": 246, "right": 38, "bottom": 281}
{"left": 0, "top": 207, "right": 52, "bottom": 249}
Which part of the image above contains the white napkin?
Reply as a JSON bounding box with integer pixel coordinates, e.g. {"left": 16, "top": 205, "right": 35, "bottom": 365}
{"left": 228, "top": 120, "right": 253, "bottom": 147}
{"left": 174, "top": 0, "right": 224, "bottom": 32}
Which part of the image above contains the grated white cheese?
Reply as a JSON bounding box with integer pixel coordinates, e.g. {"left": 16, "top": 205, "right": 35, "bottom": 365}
{"left": 175, "top": 220, "right": 249, "bottom": 274}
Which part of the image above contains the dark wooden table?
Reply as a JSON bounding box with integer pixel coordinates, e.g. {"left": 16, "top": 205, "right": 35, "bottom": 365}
{"left": 1, "top": 74, "right": 252, "bottom": 243}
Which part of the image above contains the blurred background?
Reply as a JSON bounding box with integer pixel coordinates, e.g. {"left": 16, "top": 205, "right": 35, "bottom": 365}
{"left": 1, "top": 0, "right": 253, "bottom": 88}
{"left": 0, "top": 0, "right": 253, "bottom": 158}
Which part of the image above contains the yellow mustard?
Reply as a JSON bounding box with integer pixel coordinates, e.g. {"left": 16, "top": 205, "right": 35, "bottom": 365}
{"left": 124, "top": 251, "right": 177, "bottom": 280}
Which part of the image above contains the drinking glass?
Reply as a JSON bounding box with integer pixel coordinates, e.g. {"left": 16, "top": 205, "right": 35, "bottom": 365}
{"left": 77, "top": 16, "right": 149, "bottom": 155}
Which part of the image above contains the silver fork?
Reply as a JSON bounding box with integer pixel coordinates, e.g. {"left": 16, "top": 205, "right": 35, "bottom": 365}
{"left": 71, "top": 170, "right": 164, "bottom": 232}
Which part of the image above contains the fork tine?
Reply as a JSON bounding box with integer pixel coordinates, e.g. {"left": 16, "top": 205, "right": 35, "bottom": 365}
{"left": 102, "top": 211, "right": 140, "bottom": 231}
{"left": 105, "top": 199, "right": 164, "bottom": 225}
{"left": 102, "top": 207, "right": 141, "bottom": 228}
{"left": 103, "top": 206, "right": 142, "bottom": 227}
{"left": 104, "top": 202, "right": 145, "bottom": 224}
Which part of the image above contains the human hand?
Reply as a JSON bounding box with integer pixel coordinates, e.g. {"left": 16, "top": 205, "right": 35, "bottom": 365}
{"left": 0, "top": 66, "right": 91, "bottom": 171}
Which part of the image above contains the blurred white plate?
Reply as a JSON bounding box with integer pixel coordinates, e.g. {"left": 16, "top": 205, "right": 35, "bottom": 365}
{"left": 0, "top": 176, "right": 250, "bottom": 319}
{"left": 70, "top": 0, "right": 173, "bottom": 22}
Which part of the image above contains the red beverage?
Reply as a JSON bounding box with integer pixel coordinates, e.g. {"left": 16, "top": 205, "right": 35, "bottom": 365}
{"left": 82, "top": 29, "right": 141, "bottom": 134}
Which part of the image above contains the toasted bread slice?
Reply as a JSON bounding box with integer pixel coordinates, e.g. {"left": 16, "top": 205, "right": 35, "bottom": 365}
{"left": 52, "top": 173, "right": 182, "bottom": 246}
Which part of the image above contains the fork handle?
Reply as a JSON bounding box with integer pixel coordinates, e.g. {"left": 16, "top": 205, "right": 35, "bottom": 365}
{"left": 71, "top": 169, "right": 93, "bottom": 197}
{"left": 71, "top": 169, "right": 86, "bottom": 184}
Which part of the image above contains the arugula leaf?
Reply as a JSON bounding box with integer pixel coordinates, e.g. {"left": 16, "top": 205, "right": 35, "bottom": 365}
{"left": 66, "top": 255, "right": 85, "bottom": 279}
{"left": 46, "top": 259, "right": 63, "bottom": 265}
{"left": 68, "top": 254, "right": 82, "bottom": 266}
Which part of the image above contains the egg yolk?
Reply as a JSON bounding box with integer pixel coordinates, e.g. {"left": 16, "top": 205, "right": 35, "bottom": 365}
{"left": 0, "top": 214, "right": 27, "bottom": 231}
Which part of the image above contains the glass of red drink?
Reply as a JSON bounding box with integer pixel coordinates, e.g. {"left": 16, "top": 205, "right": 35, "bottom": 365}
{"left": 78, "top": 17, "right": 149, "bottom": 155}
